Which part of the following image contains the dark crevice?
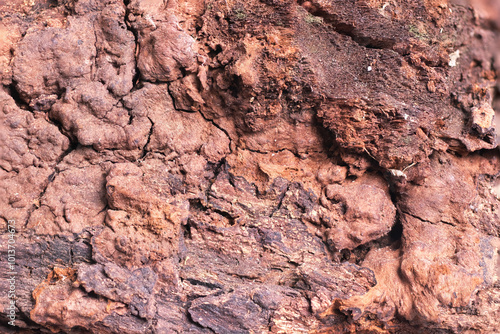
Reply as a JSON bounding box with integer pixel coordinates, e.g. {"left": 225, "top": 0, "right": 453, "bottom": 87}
{"left": 123, "top": 1, "right": 142, "bottom": 89}
{"left": 181, "top": 220, "right": 193, "bottom": 240}
{"left": 94, "top": 204, "right": 109, "bottom": 218}
{"left": 91, "top": 21, "right": 99, "bottom": 82}
{"left": 207, "top": 44, "right": 223, "bottom": 58}
{"left": 188, "top": 198, "right": 207, "bottom": 211}
{"left": 0, "top": 164, "right": 10, "bottom": 173}
{"left": 343, "top": 218, "right": 403, "bottom": 265}
{"left": 333, "top": 172, "right": 404, "bottom": 265}
{"left": 388, "top": 219, "right": 403, "bottom": 243}
{"left": 45, "top": 110, "right": 78, "bottom": 148}
{"left": 313, "top": 115, "right": 339, "bottom": 158}
{"left": 184, "top": 278, "right": 223, "bottom": 290}
{"left": 139, "top": 117, "right": 154, "bottom": 160}
{"left": 55, "top": 140, "right": 78, "bottom": 166}
{"left": 212, "top": 208, "right": 236, "bottom": 225}
{"left": 243, "top": 147, "right": 289, "bottom": 155}
{"left": 269, "top": 183, "right": 290, "bottom": 217}
{"left": 5, "top": 82, "right": 30, "bottom": 111}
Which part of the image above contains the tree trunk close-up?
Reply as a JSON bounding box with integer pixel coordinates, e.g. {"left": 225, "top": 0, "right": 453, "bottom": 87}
{"left": 1, "top": 0, "right": 500, "bottom": 333}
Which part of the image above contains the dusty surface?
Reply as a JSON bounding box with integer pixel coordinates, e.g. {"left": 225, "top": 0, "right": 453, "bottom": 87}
{"left": 0, "top": 0, "right": 499, "bottom": 333}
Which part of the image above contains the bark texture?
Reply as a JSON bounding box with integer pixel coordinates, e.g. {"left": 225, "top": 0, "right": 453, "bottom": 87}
{"left": 0, "top": 0, "right": 500, "bottom": 333}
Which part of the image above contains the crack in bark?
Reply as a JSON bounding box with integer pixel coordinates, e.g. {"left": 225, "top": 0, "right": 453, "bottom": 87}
{"left": 0, "top": 164, "right": 10, "bottom": 173}
{"left": 139, "top": 116, "right": 154, "bottom": 160}
{"left": 24, "top": 141, "right": 78, "bottom": 228}
{"left": 91, "top": 20, "right": 99, "bottom": 82}
{"left": 198, "top": 109, "right": 234, "bottom": 155}
{"left": 269, "top": 183, "right": 290, "bottom": 218}
{"left": 400, "top": 208, "right": 456, "bottom": 227}
{"left": 164, "top": 82, "right": 235, "bottom": 158}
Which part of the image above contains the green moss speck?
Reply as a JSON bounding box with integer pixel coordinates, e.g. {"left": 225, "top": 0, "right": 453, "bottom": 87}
{"left": 408, "top": 24, "right": 428, "bottom": 40}
{"left": 305, "top": 13, "right": 323, "bottom": 25}
{"left": 234, "top": 8, "right": 247, "bottom": 20}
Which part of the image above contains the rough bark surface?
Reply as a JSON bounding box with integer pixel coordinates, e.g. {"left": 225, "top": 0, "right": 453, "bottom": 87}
{"left": 0, "top": 0, "right": 499, "bottom": 333}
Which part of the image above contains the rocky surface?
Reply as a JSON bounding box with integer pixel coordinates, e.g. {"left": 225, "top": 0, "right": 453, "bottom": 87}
{"left": 0, "top": 0, "right": 499, "bottom": 333}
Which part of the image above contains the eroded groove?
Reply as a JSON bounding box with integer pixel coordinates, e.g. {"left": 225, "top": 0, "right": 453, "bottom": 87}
{"left": 298, "top": 0, "right": 400, "bottom": 50}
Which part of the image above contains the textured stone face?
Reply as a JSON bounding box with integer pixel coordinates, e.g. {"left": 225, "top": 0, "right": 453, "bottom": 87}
{"left": 0, "top": 0, "right": 499, "bottom": 333}
{"left": 323, "top": 180, "right": 396, "bottom": 250}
